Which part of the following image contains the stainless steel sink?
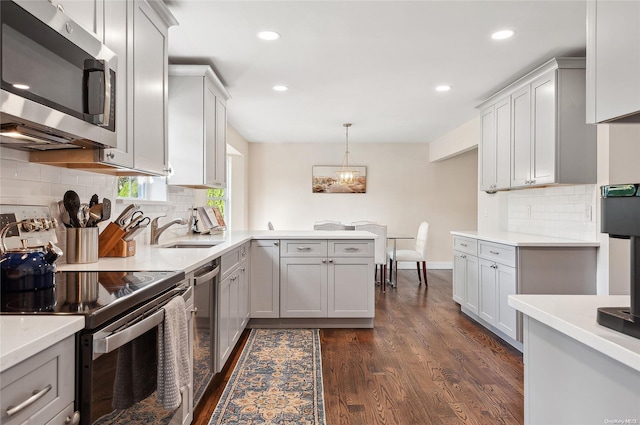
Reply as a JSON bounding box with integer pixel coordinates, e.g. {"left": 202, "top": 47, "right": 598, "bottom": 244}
{"left": 161, "top": 242, "right": 220, "bottom": 249}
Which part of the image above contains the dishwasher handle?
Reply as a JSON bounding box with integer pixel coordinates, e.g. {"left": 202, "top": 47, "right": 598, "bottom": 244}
{"left": 194, "top": 265, "right": 220, "bottom": 286}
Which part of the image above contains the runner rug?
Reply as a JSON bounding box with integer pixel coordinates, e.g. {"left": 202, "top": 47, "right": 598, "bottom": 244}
{"left": 208, "top": 328, "right": 326, "bottom": 425}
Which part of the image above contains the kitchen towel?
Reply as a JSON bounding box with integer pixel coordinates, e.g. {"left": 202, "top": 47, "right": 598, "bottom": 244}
{"left": 157, "top": 295, "right": 191, "bottom": 410}
{"left": 111, "top": 328, "right": 157, "bottom": 409}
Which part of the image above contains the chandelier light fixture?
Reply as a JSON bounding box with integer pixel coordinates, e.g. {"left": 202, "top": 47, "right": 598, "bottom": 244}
{"left": 336, "top": 123, "right": 359, "bottom": 186}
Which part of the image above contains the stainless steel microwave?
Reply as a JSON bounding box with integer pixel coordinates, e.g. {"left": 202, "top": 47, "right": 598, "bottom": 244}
{"left": 0, "top": 0, "right": 117, "bottom": 150}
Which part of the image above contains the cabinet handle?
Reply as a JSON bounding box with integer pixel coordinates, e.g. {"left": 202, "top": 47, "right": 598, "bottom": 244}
{"left": 322, "top": 259, "right": 327, "bottom": 263}
{"left": 344, "top": 247, "right": 360, "bottom": 252}
{"left": 460, "top": 243, "right": 467, "bottom": 247}
{"left": 461, "top": 254, "right": 466, "bottom": 259}
{"left": 491, "top": 264, "right": 498, "bottom": 269}
{"left": 530, "top": 179, "right": 536, "bottom": 185}
{"left": 489, "top": 250, "right": 500, "bottom": 255}
{"left": 328, "top": 258, "right": 334, "bottom": 263}
{"left": 6, "top": 384, "right": 52, "bottom": 417}
{"left": 274, "top": 242, "right": 279, "bottom": 246}
{"left": 65, "top": 411, "right": 81, "bottom": 425}
{"left": 296, "top": 247, "right": 312, "bottom": 251}
{"left": 106, "top": 151, "right": 115, "bottom": 159}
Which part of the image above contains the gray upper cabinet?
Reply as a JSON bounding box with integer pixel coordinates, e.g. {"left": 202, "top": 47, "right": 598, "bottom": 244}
{"left": 478, "top": 58, "right": 597, "bottom": 191}
{"left": 168, "top": 65, "right": 231, "bottom": 188}
{"left": 586, "top": 0, "right": 640, "bottom": 124}
{"left": 131, "top": 0, "right": 176, "bottom": 175}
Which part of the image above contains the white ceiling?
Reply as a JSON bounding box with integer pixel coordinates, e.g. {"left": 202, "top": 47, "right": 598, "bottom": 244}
{"left": 166, "top": 1, "right": 587, "bottom": 145}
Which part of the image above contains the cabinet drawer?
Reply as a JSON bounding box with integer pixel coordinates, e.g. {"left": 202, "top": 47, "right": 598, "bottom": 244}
{"left": 220, "top": 245, "right": 247, "bottom": 280}
{"left": 478, "top": 241, "right": 516, "bottom": 267}
{"left": 328, "top": 240, "right": 373, "bottom": 257}
{"left": 453, "top": 236, "right": 477, "bottom": 256}
{"left": 281, "top": 240, "right": 327, "bottom": 257}
{"left": 1, "top": 336, "right": 74, "bottom": 425}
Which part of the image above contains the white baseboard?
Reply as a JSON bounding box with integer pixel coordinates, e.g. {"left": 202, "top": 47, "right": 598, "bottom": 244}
{"left": 395, "top": 261, "right": 452, "bottom": 270}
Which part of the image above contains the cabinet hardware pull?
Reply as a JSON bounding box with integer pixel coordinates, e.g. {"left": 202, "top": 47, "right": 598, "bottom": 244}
{"left": 322, "top": 259, "right": 327, "bottom": 263}
{"left": 65, "top": 411, "right": 81, "bottom": 425}
{"left": 6, "top": 384, "right": 52, "bottom": 417}
{"left": 460, "top": 243, "right": 467, "bottom": 247}
{"left": 489, "top": 250, "right": 500, "bottom": 255}
{"left": 461, "top": 255, "right": 466, "bottom": 259}
{"left": 530, "top": 179, "right": 536, "bottom": 184}
{"left": 274, "top": 241, "right": 279, "bottom": 246}
{"left": 344, "top": 247, "right": 360, "bottom": 252}
{"left": 328, "top": 259, "right": 334, "bottom": 263}
{"left": 297, "top": 247, "right": 312, "bottom": 251}
{"left": 106, "top": 151, "right": 115, "bottom": 159}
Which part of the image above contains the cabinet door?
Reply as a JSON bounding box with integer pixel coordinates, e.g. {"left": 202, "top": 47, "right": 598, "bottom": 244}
{"left": 478, "top": 259, "right": 497, "bottom": 325}
{"left": 588, "top": 0, "right": 640, "bottom": 123}
{"left": 214, "top": 98, "right": 227, "bottom": 187}
{"left": 57, "top": 0, "right": 100, "bottom": 35}
{"left": 229, "top": 273, "right": 240, "bottom": 345}
{"left": 495, "top": 97, "right": 512, "bottom": 189}
{"left": 280, "top": 257, "right": 327, "bottom": 318}
{"left": 495, "top": 264, "right": 518, "bottom": 339}
{"left": 102, "top": 0, "right": 134, "bottom": 168}
{"left": 328, "top": 257, "right": 374, "bottom": 318}
{"left": 217, "top": 275, "right": 232, "bottom": 372}
{"left": 204, "top": 82, "right": 218, "bottom": 186}
{"left": 452, "top": 251, "right": 467, "bottom": 305}
{"left": 480, "top": 105, "right": 497, "bottom": 191}
{"left": 464, "top": 254, "right": 479, "bottom": 315}
{"left": 250, "top": 240, "right": 280, "bottom": 318}
{"left": 511, "top": 85, "right": 531, "bottom": 187}
{"left": 530, "top": 71, "right": 556, "bottom": 186}
{"left": 132, "top": 0, "right": 169, "bottom": 175}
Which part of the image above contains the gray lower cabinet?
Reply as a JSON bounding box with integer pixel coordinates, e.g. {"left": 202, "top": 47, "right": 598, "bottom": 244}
{"left": 216, "top": 243, "right": 249, "bottom": 372}
{"left": 0, "top": 336, "right": 77, "bottom": 425}
{"left": 250, "top": 240, "right": 280, "bottom": 318}
{"left": 452, "top": 235, "right": 597, "bottom": 349}
{"left": 280, "top": 240, "right": 375, "bottom": 319}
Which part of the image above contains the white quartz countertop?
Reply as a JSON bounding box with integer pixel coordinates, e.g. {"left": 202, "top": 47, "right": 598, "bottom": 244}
{"left": 1, "top": 315, "right": 85, "bottom": 371}
{"left": 509, "top": 294, "right": 640, "bottom": 372}
{"left": 58, "top": 230, "right": 376, "bottom": 274}
{"left": 451, "top": 230, "right": 600, "bottom": 247}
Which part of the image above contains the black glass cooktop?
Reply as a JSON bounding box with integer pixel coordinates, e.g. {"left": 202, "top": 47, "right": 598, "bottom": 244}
{"left": 1, "top": 270, "right": 185, "bottom": 329}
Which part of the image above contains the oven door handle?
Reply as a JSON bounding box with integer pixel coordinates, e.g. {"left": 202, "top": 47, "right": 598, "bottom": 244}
{"left": 93, "top": 309, "right": 164, "bottom": 354}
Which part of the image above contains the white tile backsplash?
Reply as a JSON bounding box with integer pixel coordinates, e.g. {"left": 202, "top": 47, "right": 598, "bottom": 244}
{"left": 0, "top": 154, "right": 198, "bottom": 260}
{"left": 507, "top": 184, "right": 598, "bottom": 240}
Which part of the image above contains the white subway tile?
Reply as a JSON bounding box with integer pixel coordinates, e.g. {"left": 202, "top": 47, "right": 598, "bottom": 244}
{"left": 15, "top": 161, "right": 41, "bottom": 181}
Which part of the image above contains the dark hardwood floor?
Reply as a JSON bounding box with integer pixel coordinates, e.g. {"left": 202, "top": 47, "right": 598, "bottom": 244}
{"left": 193, "top": 269, "right": 524, "bottom": 425}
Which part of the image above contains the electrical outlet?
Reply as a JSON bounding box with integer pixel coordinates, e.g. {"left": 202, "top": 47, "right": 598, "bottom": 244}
{"left": 585, "top": 205, "right": 592, "bottom": 221}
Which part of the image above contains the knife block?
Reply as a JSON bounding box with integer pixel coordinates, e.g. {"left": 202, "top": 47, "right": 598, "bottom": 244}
{"left": 104, "top": 239, "right": 136, "bottom": 257}
{"left": 98, "top": 222, "right": 126, "bottom": 257}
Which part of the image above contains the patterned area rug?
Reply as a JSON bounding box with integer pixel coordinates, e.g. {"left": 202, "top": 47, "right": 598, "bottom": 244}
{"left": 209, "top": 328, "right": 326, "bottom": 425}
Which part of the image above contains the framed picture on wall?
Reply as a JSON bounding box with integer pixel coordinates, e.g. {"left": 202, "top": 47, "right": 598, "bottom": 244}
{"left": 312, "top": 165, "right": 367, "bottom": 193}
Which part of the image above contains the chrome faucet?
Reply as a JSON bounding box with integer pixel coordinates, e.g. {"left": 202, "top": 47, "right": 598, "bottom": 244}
{"left": 150, "top": 215, "right": 187, "bottom": 245}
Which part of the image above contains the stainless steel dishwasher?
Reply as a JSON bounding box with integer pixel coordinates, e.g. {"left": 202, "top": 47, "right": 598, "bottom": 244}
{"left": 190, "top": 259, "right": 220, "bottom": 407}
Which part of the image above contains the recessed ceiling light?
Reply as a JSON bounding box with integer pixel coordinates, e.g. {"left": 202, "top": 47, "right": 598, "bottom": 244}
{"left": 258, "top": 31, "right": 280, "bottom": 41}
{"left": 435, "top": 85, "right": 452, "bottom": 92}
{"left": 12, "top": 83, "right": 30, "bottom": 90}
{"left": 272, "top": 85, "right": 288, "bottom": 92}
{"left": 492, "top": 29, "right": 515, "bottom": 40}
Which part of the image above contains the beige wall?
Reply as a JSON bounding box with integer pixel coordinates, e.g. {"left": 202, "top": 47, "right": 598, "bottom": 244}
{"left": 247, "top": 142, "right": 478, "bottom": 265}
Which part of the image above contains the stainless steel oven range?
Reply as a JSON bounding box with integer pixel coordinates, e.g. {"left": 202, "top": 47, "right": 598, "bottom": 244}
{"left": 1, "top": 269, "right": 192, "bottom": 425}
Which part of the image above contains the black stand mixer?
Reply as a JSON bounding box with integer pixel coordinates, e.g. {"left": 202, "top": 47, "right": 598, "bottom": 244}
{"left": 598, "top": 184, "right": 640, "bottom": 339}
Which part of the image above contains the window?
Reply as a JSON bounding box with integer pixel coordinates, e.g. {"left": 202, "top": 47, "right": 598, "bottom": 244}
{"left": 207, "top": 187, "right": 226, "bottom": 217}
{"left": 117, "top": 176, "right": 167, "bottom": 201}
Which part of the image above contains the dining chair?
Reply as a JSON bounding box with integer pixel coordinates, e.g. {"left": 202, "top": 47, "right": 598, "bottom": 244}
{"left": 355, "top": 223, "right": 388, "bottom": 291}
{"left": 388, "top": 221, "right": 429, "bottom": 286}
{"left": 314, "top": 222, "right": 346, "bottom": 230}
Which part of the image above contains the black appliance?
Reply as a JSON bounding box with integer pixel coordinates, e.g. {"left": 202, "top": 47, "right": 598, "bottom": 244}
{"left": 0, "top": 0, "right": 117, "bottom": 150}
{"left": 598, "top": 183, "right": 640, "bottom": 339}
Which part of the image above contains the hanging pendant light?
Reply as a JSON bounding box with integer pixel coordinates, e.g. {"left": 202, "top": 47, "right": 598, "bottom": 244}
{"left": 336, "top": 123, "right": 360, "bottom": 186}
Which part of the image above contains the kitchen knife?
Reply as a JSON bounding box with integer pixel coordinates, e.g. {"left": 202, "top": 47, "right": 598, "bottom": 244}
{"left": 114, "top": 204, "right": 138, "bottom": 228}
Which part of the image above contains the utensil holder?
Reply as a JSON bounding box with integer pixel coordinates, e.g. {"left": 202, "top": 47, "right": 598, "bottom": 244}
{"left": 66, "top": 227, "right": 99, "bottom": 264}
